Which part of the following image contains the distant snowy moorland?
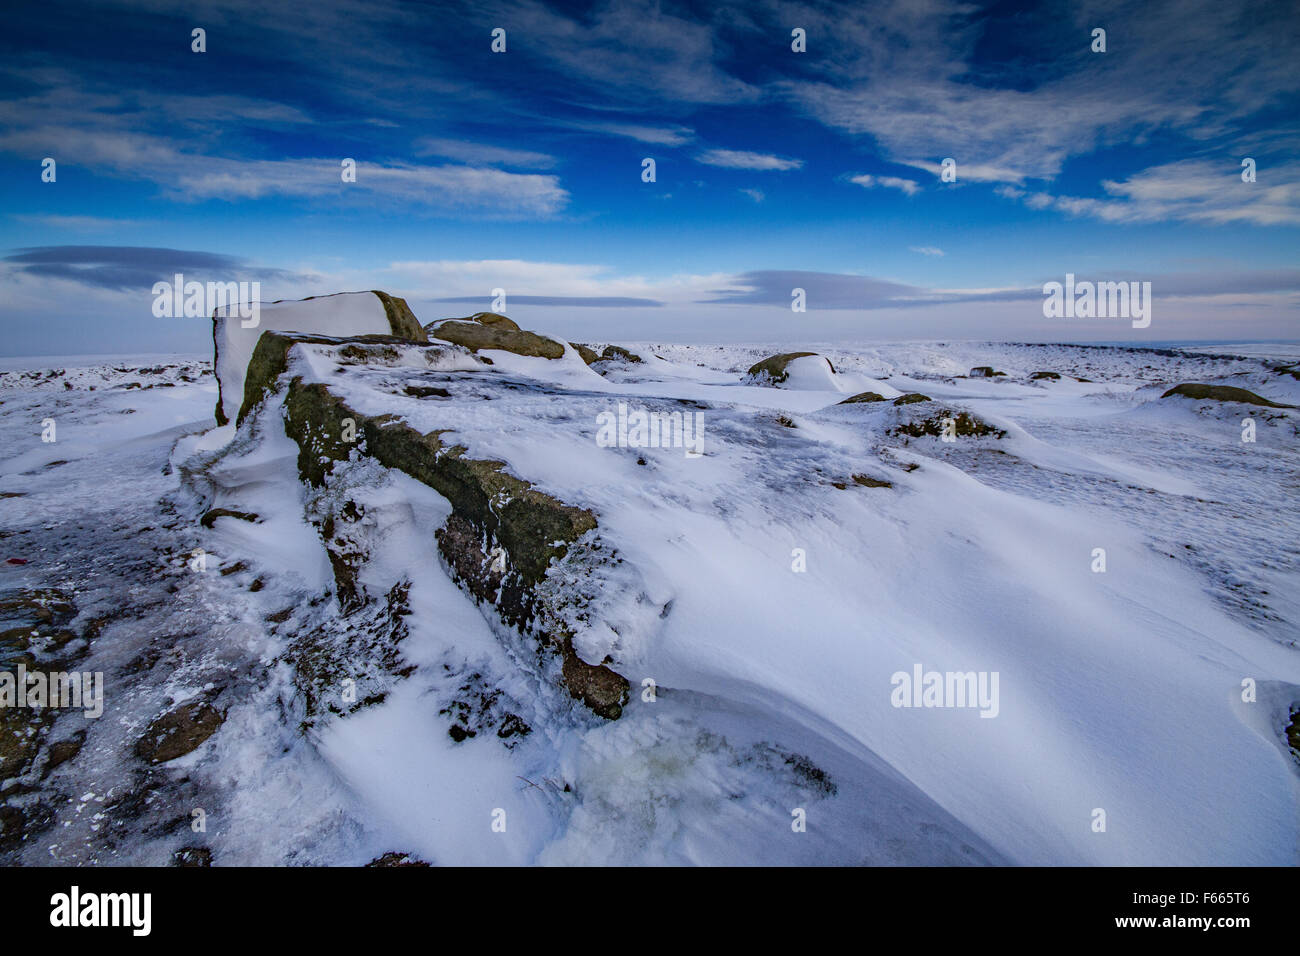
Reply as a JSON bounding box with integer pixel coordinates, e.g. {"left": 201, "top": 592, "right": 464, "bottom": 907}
{"left": 2, "top": 296, "right": 1298, "bottom": 866}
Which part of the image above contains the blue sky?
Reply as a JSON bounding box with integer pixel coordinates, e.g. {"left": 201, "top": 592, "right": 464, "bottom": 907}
{"left": 1, "top": 0, "right": 1298, "bottom": 355}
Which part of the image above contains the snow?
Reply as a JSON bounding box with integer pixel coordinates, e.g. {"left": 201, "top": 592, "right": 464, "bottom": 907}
{"left": 3, "top": 339, "right": 1298, "bottom": 866}
{"left": 213, "top": 292, "right": 393, "bottom": 424}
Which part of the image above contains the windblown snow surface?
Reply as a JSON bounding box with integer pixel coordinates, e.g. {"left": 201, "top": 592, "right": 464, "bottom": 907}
{"left": 2, "top": 339, "right": 1298, "bottom": 866}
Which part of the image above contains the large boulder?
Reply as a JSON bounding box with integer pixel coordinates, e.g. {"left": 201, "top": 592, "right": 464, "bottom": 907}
{"left": 424, "top": 312, "right": 520, "bottom": 334}
{"left": 1160, "top": 383, "right": 1293, "bottom": 408}
{"left": 213, "top": 290, "right": 427, "bottom": 425}
{"left": 230, "top": 330, "right": 628, "bottom": 719}
{"left": 839, "top": 391, "right": 887, "bottom": 404}
{"left": 746, "top": 352, "right": 835, "bottom": 386}
{"left": 427, "top": 320, "right": 565, "bottom": 359}
{"left": 596, "top": 345, "right": 643, "bottom": 364}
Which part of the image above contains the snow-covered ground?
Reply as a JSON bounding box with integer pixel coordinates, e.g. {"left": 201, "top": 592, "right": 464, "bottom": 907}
{"left": 2, "top": 338, "right": 1298, "bottom": 866}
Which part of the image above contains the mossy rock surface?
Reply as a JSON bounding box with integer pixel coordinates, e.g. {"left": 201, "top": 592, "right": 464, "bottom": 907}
{"left": 134, "top": 700, "right": 224, "bottom": 764}
{"left": 840, "top": 391, "right": 887, "bottom": 404}
{"left": 172, "top": 846, "right": 213, "bottom": 867}
{"left": 968, "top": 366, "right": 1005, "bottom": 378}
{"left": 367, "top": 852, "right": 430, "bottom": 867}
{"left": 893, "top": 409, "right": 1005, "bottom": 440}
{"left": 746, "top": 351, "right": 830, "bottom": 384}
{"left": 597, "top": 345, "right": 642, "bottom": 364}
{"left": 279, "top": 378, "right": 626, "bottom": 718}
{"left": 200, "top": 508, "right": 259, "bottom": 529}
{"left": 214, "top": 292, "right": 426, "bottom": 425}
{"left": 426, "top": 312, "right": 520, "bottom": 333}
{"left": 430, "top": 321, "right": 565, "bottom": 359}
{"left": 403, "top": 385, "right": 451, "bottom": 399}
{"left": 370, "top": 291, "right": 429, "bottom": 343}
{"left": 892, "top": 393, "right": 931, "bottom": 405}
{"left": 1160, "top": 383, "right": 1293, "bottom": 408}
{"left": 572, "top": 343, "right": 599, "bottom": 365}
{"left": 236, "top": 330, "right": 421, "bottom": 425}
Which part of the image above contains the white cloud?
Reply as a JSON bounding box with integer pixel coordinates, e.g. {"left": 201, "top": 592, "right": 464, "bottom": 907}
{"left": 11, "top": 214, "right": 146, "bottom": 230}
{"left": 697, "top": 149, "right": 803, "bottom": 171}
{"left": 849, "top": 173, "right": 921, "bottom": 196}
{"left": 778, "top": 0, "right": 1300, "bottom": 185}
{"left": 909, "top": 246, "right": 945, "bottom": 257}
{"left": 0, "top": 121, "right": 569, "bottom": 217}
{"left": 900, "top": 160, "right": 1024, "bottom": 185}
{"left": 412, "top": 137, "right": 557, "bottom": 168}
{"left": 505, "top": 0, "right": 758, "bottom": 105}
{"left": 566, "top": 121, "right": 694, "bottom": 146}
{"left": 740, "top": 188, "right": 765, "bottom": 203}
{"left": 996, "top": 159, "right": 1300, "bottom": 226}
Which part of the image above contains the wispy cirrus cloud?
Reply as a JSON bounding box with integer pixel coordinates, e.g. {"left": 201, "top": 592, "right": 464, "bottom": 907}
{"left": 562, "top": 120, "right": 695, "bottom": 146}
{"left": 697, "top": 149, "right": 803, "bottom": 171}
{"left": 997, "top": 159, "right": 1300, "bottom": 227}
{"left": 501, "top": 0, "right": 759, "bottom": 106}
{"left": 775, "top": 0, "right": 1300, "bottom": 185}
{"left": 411, "top": 137, "right": 557, "bottom": 169}
{"left": 700, "top": 267, "right": 1300, "bottom": 309}
{"left": 849, "top": 173, "right": 921, "bottom": 196}
{"left": 11, "top": 214, "right": 148, "bottom": 231}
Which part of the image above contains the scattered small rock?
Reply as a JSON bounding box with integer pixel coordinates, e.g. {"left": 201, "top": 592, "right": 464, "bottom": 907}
{"left": 134, "top": 700, "right": 224, "bottom": 764}
{"left": 200, "top": 508, "right": 260, "bottom": 529}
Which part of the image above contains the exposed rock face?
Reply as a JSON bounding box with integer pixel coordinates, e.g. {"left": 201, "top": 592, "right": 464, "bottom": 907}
{"left": 839, "top": 391, "right": 886, "bottom": 404}
{"left": 235, "top": 330, "right": 460, "bottom": 425}
{"left": 572, "top": 343, "right": 599, "bottom": 365}
{"left": 134, "top": 699, "right": 224, "bottom": 764}
{"left": 597, "top": 345, "right": 642, "bottom": 364}
{"left": 367, "top": 851, "right": 430, "bottom": 866}
{"left": 424, "top": 312, "right": 521, "bottom": 333}
{"left": 746, "top": 351, "right": 832, "bottom": 384}
{"left": 892, "top": 393, "right": 931, "bottom": 405}
{"left": 428, "top": 320, "right": 566, "bottom": 359}
{"left": 250, "top": 333, "right": 628, "bottom": 718}
{"left": 1, "top": 588, "right": 87, "bottom": 808}
{"left": 1160, "top": 383, "right": 1293, "bottom": 408}
{"left": 1030, "top": 371, "right": 1061, "bottom": 380}
{"left": 892, "top": 408, "right": 1005, "bottom": 440}
{"left": 213, "top": 290, "right": 429, "bottom": 426}
{"left": 199, "top": 508, "right": 259, "bottom": 529}
{"left": 968, "top": 366, "right": 1005, "bottom": 378}
{"left": 371, "top": 291, "right": 429, "bottom": 342}
{"left": 172, "top": 846, "right": 213, "bottom": 867}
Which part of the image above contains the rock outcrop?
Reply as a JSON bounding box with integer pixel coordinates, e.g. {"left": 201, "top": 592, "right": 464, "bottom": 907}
{"left": 1160, "top": 383, "right": 1293, "bottom": 408}
{"left": 236, "top": 331, "right": 628, "bottom": 718}
{"left": 427, "top": 320, "right": 566, "bottom": 359}
{"left": 213, "top": 290, "right": 428, "bottom": 426}
{"left": 746, "top": 352, "right": 833, "bottom": 385}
